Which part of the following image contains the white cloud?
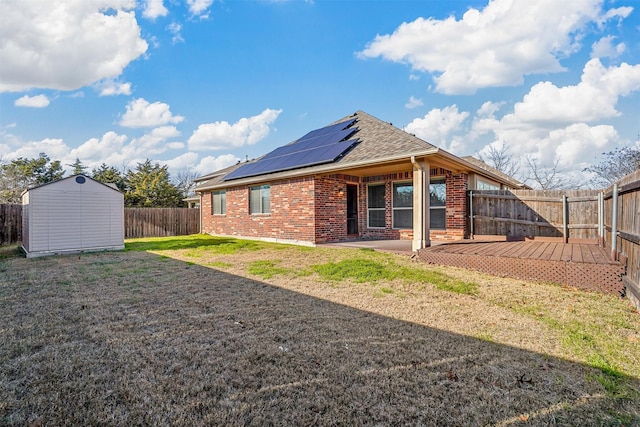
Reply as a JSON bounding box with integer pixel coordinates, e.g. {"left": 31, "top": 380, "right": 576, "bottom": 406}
{"left": 119, "top": 98, "right": 184, "bottom": 128}
{"left": 510, "top": 59, "right": 640, "bottom": 125}
{"left": 121, "top": 126, "right": 182, "bottom": 159}
{"left": 3, "top": 138, "right": 69, "bottom": 161}
{"left": 96, "top": 79, "right": 132, "bottom": 96}
{"left": 0, "top": 0, "right": 148, "bottom": 93}
{"left": 405, "top": 105, "right": 469, "bottom": 148}
{"left": 188, "top": 108, "right": 282, "bottom": 151}
{"left": 546, "top": 123, "right": 616, "bottom": 169}
{"left": 400, "top": 56, "right": 640, "bottom": 183}
{"left": 404, "top": 96, "right": 423, "bottom": 109}
{"left": 476, "top": 101, "right": 504, "bottom": 118}
{"left": 357, "top": 0, "right": 626, "bottom": 94}
{"left": 195, "top": 154, "right": 239, "bottom": 175}
{"left": 187, "top": 0, "right": 213, "bottom": 17}
{"left": 69, "top": 127, "right": 182, "bottom": 170}
{"left": 591, "top": 35, "right": 626, "bottom": 58}
{"left": 0, "top": 127, "right": 190, "bottom": 175}
{"left": 461, "top": 60, "right": 640, "bottom": 176}
{"left": 14, "top": 94, "right": 50, "bottom": 108}
{"left": 69, "top": 131, "right": 129, "bottom": 164}
{"left": 167, "top": 22, "right": 184, "bottom": 44}
{"left": 163, "top": 152, "right": 199, "bottom": 171}
{"left": 143, "top": 0, "right": 168, "bottom": 19}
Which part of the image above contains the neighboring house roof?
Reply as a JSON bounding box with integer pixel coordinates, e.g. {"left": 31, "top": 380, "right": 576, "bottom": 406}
{"left": 195, "top": 110, "right": 523, "bottom": 191}
{"left": 461, "top": 156, "right": 529, "bottom": 189}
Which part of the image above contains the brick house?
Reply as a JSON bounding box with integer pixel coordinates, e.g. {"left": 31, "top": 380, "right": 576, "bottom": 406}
{"left": 194, "top": 110, "right": 525, "bottom": 250}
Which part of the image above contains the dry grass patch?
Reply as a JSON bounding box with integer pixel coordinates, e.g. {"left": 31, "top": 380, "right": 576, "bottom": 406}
{"left": 1, "top": 235, "right": 639, "bottom": 426}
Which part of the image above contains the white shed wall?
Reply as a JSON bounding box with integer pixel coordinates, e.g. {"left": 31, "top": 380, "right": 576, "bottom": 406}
{"left": 22, "top": 176, "right": 124, "bottom": 257}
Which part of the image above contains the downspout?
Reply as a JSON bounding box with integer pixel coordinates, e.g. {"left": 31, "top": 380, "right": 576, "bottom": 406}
{"left": 198, "top": 192, "right": 203, "bottom": 234}
{"left": 411, "top": 156, "right": 430, "bottom": 251}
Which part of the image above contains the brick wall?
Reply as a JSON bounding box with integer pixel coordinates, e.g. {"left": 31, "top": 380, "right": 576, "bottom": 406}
{"left": 442, "top": 173, "right": 468, "bottom": 240}
{"left": 200, "top": 177, "right": 316, "bottom": 244}
{"left": 314, "top": 176, "right": 348, "bottom": 243}
{"left": 199, "top": 169, "right": 470, "bottom": 244}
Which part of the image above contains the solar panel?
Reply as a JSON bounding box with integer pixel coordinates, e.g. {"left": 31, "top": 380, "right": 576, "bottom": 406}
{"left": 223, "top": 119, "right": 358, "bottom": 181}
{"left": 261, "top": 127, "right": 357, "bottom": 161}
{"left": 294, "top": 118, "right": 356, "bottom": 142}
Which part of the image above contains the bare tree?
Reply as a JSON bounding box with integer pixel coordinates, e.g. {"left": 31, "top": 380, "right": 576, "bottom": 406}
{"left": 584, "top": 146, "right": 640, "bottom": 187}
{"left": 523, "top": 155, "right": 581, "bottom": 190}
{"left": 173, "top": 169, "right": 200, "bottom": 198}
{"left": 477, "top": 143, "right": 520, "bottom": 178}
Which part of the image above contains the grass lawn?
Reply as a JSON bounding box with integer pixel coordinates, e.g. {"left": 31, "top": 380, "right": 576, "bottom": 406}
{"left": 1, "top": 234, "right": 639, "bottom": 425}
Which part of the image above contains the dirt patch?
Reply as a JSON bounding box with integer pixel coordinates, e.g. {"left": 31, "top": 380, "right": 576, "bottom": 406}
{"left": 1, "top": 245, "right": 639, "bottom": 425}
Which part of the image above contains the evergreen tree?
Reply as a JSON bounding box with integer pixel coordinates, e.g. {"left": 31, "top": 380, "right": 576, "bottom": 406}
{"left": 69, "top": 158, "right": 88, "bottom": 175}
{"left": 91, "top": 164, "right": 126, "bottom": 192}
{"left": 0, "top": 153, "right": 65, "bottom": 203}
{"left": 124, "top": 160, "right": 184, "bottom": 207}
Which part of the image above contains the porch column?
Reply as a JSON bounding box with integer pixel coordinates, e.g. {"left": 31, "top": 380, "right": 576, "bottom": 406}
{"left": 411, "top": 157, "right": 430, "bottom": 251}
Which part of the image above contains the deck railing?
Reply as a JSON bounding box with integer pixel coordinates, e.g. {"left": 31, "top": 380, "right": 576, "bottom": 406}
{"left": 469, "top": 189, "right": 600, "bottom": 243}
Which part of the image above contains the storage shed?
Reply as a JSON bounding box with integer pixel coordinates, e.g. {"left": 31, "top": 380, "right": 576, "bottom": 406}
{"left": 21, "top": 175, "right": 124, "bottom": 258}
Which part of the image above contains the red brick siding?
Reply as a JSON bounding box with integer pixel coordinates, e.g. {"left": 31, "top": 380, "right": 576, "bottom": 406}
{"left": 199, "top": 168, "right": 470, "bottom": 244}
{"left": 314, "top": 176, "right": 348, "bottom": 243}
{"left": 443, "top": 173, "right": 468, "bottom": 240}
{"left": 200, "top": 177, "right": 316, "bottom": 243}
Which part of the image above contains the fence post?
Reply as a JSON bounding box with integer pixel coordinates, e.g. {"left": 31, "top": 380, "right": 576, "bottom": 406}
{"left": 611, "top": 183, "right": 618, "bottom": 261}
{"left": 598, "top": 191, "right": 604, "bottom": 247}
{"left": 562, "top": 194, "right": 568, "bottom": 243}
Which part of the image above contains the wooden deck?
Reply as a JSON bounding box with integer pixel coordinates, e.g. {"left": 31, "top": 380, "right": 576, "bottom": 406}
{"left": 428, "top": 241, "right": 617, "bottom": 265}
{"left": 418, "top": 241, "right": 624, "bottom": 294}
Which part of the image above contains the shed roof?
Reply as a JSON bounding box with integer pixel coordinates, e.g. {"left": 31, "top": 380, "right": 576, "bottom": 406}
{"left": 195, "top": 110, "right": 525, "bottom": 191}
{"left": 22, "top": 174, "right": 123, "bottom": 196}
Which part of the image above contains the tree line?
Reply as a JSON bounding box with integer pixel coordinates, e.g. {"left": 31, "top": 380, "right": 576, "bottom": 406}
{"left": 478, "top": 144, "right": 640, "bottom": 189}
{"left": 0, "top": 154, "right": 197, "bottom": 207}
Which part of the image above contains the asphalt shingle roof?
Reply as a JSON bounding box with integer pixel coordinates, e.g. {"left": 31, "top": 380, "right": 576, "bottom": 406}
{"left": 194, "top": 110, "right": 525, "bottom": 190}
{"left": 195, "top": 111, "right": 437, "bottom": 189}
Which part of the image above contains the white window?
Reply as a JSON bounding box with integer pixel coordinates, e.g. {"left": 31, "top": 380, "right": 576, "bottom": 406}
{"left": 477, "top": 179, "right": 500, "bottom": 190}
{"left": 392, "top": 182, "right": 413, "bottom": 229}
{"left": 250, "top": 185, "right": 270, "bottom": 214}
{"left": 367, "top": 184, "right": 385, "bottom": 228}
{"left": 212, "top": 190, "right": 226, "bottom": 215}
{"left": 430, "top": 179, "right": 446, "bottom": 229}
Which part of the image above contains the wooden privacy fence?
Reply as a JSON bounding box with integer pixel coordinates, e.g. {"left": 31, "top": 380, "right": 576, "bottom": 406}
{"left": 469, "top": 189, "right": 600, "bottom": 243}
{"left": 604, "top": 169, "right": 640, "bottom": 309}
{"left": 124, "top": 208, "right": 200, "bottom": 238}
{"left": 0, "top": 204, "right": 22, "bottom": 246}
{"left": 0, "top": 206, "right": 200, "bottom": 244}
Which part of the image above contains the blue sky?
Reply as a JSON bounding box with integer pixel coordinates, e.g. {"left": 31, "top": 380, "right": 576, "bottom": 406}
{"left": 1, "top": 0, "right": 639, "bottom": 186}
